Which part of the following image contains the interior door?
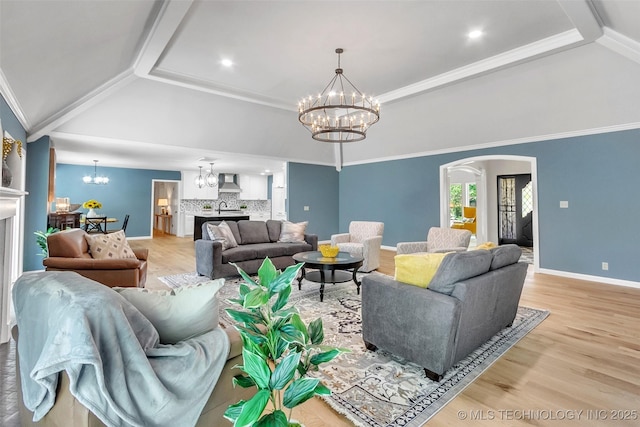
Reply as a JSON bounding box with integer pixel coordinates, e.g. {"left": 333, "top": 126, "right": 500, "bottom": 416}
{"left": 497, "top": 174, "right": 533, "bottom": 247}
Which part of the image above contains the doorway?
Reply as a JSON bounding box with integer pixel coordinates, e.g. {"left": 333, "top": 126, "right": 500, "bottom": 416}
{"left": 151, "top": 180, "right": 180, "bottom": 238}
{"left": 439, "top": 155, "right": 539, "bottom": 271}
{"left": 497, "top": 174, "right": 533, "bottom": 247}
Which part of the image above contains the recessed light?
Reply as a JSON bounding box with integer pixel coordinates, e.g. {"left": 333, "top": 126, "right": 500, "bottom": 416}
{"left": 221, "top": 58, "right": 233, "bottom": 67}
{"left": 468, "top": 30, "right": 484, "bottom": 40}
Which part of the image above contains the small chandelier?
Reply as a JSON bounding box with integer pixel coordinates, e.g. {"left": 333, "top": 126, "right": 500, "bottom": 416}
{"left": 298, "top": 48, "right": 380, "bottom": 143}
{"left": 205, "top": 162, "right": 217, "bottom": 188}
{"left": 194, "top": 166, "right": 205, "bottom": 188}
{"left": 83, "top": 160, "right": 109, "bottom": 184}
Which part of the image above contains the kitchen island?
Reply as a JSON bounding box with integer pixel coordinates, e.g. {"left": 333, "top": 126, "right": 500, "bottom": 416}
{"left": 193, "top": 213, "right": 250, "bottom": 240}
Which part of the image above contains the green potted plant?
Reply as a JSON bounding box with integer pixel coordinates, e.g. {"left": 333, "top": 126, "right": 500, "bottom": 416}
{"left": 224, "top": 258, "right": 346, "bottom": 427}
{"left": 34, "top": 227, "right": 59, "bottom": 257}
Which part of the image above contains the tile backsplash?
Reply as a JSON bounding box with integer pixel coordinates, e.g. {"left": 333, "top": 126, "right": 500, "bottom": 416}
{"left": 180, "top": 192, "right": 270, "bottom": 213}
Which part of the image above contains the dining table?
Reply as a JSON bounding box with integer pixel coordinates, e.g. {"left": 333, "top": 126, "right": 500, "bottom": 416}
{"left": 81, "top": 217, "right": 119, "bottom": 234}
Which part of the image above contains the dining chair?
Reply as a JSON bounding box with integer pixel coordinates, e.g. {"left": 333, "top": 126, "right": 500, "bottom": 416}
{"left": 84, "top": 217, "right": 108, "bottom": 234}
{"left": 108, "top": 214, "right": 130, "bottom": 234}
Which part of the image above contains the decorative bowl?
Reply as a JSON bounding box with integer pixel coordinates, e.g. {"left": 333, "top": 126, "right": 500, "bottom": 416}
{"left": 319, "top": 244, "right": 339, "bottom": 258}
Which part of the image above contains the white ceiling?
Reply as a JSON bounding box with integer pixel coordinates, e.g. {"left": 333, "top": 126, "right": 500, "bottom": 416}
{"left": 1, "top": 0, "right": 639, "bottom": 174}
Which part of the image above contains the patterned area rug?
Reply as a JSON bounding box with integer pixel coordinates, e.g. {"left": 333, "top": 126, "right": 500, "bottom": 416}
{"left": 158, "top": 272, "right": 211, "bottom": 289}
{"left": 158, "top": 272, "right": 549, "bottom": 427}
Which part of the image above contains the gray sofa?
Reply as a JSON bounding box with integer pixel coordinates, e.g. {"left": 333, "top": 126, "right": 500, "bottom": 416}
{"left": 196, "top": 219, "right": 318, "bottom": 279}
{"left": 361, "top": 244, "right": 527, "bottom": 381}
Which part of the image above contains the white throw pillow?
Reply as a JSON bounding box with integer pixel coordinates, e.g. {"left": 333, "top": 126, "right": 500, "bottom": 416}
{"left": 206, "top": 221, "right": 238, "bottom": 250}
{"left": 114, "top": 279, "right": 225, "bottom": 344}
{"left": 85, "top": 230, "right": 137, "bottom": 260}
{"left": 278, "top": 220, "right": 308, "bottom": 243}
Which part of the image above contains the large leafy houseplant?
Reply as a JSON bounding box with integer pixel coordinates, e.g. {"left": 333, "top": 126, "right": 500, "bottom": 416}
{"left": 224, "top": 258, "right": 346, "bottom": 427}
{"left": 34, "top": 227, "right": 59, "bottom": 257}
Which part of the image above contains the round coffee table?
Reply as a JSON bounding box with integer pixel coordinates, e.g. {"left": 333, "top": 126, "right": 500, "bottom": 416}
{"left": 293, "top": 251, "right": 364, "bottom": 302}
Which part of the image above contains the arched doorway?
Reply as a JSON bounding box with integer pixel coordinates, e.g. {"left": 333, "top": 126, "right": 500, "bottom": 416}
{"left": 439, "top": 155, "right": 539, "bottom": 270}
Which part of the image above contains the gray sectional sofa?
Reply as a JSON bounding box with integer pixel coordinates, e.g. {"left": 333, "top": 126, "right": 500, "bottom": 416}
{"left": 195, "top": 220, "right": 318, "bottom": 279}
{"left": 361, "top": 244, "right": 527, "bottom": 381}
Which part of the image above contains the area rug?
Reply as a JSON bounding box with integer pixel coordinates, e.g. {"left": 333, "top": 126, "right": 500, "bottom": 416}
{"left": 158, "top": 272, "right": 211, "bottom": 289}
{"left": 200, "top": 274, "right": 548, "bottom": 427}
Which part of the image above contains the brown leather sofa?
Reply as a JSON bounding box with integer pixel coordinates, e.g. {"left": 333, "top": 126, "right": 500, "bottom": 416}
{"left": 43, "top": 228, "right": 148, "bottom": 288}
{"left": 12, "top": 325, "right": 252, "bottom": 427}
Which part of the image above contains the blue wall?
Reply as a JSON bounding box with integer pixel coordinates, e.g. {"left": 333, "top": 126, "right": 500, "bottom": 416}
{"left": 55, "top": 163, "right": 180, "bottom": 238}
{"left": 23, "top": 137, "right": 51, "bottom": 272}
{"left": 287, "top": 162, "right": 339, "bottom": 241}
{"left": 339, "top": 128, "right": 640, "bottom": 282}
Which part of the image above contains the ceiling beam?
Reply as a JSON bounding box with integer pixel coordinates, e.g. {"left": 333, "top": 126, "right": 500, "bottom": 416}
{"left": 27, "top": 71, "right": 137, "bottom": 142}
{"left": 378, "top": 29, "right": 584, "bottom": 104}
{"left": 133, "top": 0, "right": 195, "bottom": 77}
{"left": 557, "top": 0, "right": 603, "bottom": 42}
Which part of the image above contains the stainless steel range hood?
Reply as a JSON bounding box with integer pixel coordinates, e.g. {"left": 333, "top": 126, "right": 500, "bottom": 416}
{"left": 219, "top": 174, "right": 242, "bottom": 193}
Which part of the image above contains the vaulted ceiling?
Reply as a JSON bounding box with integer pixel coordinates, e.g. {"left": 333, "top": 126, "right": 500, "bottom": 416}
{"left": 1, "top": 0, "right": 639, "bottom": 173}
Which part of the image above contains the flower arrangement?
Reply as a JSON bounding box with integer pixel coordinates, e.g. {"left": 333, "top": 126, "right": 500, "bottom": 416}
{"left": 82, "top": 199, "right": 102, "bottom": 209}
{"left": 2, "top": 137, "right": 23, "bottom": 161}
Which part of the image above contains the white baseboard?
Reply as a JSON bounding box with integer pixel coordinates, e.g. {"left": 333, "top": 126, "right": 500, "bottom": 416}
{"left": 127, "top": 235, "right": 152, "bottom": 240}
{"left": 535, "top": 268, "right": 640, "bottom": 289}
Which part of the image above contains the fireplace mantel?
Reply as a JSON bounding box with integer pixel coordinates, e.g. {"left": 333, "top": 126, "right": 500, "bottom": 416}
{"left": 0, "top": 186, "right": 27, "bottom": 343}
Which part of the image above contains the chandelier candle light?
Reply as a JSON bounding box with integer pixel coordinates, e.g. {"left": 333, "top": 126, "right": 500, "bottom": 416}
{"left": 298, "top": 48, "right": 380, "bottom": 143}
{"left": 83, "top": 160, "right": 109, "bottom": 185}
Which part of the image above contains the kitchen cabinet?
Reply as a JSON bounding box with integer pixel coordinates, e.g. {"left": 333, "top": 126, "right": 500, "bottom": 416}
{"left": 181, "top": 170, "right": 218, "bottom": 200}
{"left": 184, "top": 214, "right": 195, "bottom": 236}
{"left": 239, "top": 174, "right": 268, "bottom": 200}
{"left": 249, "top": 212, "right": 271, "bottom": 221}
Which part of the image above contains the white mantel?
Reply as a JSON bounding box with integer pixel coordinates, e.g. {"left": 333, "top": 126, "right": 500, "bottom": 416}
{"left": 0, "top": 187, "right": 27, "bottom": 343}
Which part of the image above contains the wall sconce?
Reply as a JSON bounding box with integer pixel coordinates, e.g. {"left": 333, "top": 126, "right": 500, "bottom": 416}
{"left": 157, "top": 198, "right": 169, "bottom": 214}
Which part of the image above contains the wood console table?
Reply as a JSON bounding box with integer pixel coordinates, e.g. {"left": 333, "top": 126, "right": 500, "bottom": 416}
{"left": 47, "top": 212, "right": 81, "bottom": 230}
{"left": 154, "top": 214, "right": 172, "bottom": 234}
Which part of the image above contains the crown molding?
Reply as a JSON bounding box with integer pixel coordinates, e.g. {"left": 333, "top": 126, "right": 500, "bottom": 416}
{"left": 596, "top": 27, "right": 640, "bottom": 65}
{"left": 343, "top": 122, "right": 640, "bottom": 167}
{"left": 27, "top": 70, "right": 137, "bottom": 142}
{"left": 378, "top": 29, "right": 584, "bottom": 103}
{"left": 0, "top": 67, "right": 31, "bottom": 131}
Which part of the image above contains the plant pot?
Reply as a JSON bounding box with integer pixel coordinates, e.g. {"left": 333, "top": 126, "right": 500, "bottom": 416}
{"left": 2, "top": 159, "right": 12, "bottom": 187}
{"left": 86, "top": 208, "right": 99, "bottom": 218}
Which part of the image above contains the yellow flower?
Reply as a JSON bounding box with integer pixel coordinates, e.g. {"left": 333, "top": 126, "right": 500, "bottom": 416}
{"left": 82, "top": 199, "right": 102, "bottom": 209}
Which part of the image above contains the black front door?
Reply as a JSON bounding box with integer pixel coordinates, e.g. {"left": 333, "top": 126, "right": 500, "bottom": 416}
{"left": 497, "top": 174, "right": 533, "bottom": 247}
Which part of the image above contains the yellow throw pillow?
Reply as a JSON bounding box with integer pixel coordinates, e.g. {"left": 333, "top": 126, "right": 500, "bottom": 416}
{"left": 394, "top": 252, "right": 448, "bottom": 288}
{"left": 475, "top": 242, "right": 497, "bottom": 250}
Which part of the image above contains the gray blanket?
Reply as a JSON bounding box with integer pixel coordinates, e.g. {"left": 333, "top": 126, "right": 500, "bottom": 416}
{"left": 12, "top": 271, "right": 229, "bottom": 427}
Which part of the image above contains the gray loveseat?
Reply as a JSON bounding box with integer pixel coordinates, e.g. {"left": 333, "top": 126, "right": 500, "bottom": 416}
{"left": 361, "top": 244, "right": 527, "bottom": 381}
{"left": 196, "top": 220, "right": 318, "bottom": 279}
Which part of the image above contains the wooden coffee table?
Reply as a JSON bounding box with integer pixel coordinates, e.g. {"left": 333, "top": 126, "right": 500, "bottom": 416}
{"left": 293, "top": 251, "right": 364, "bottom": 302}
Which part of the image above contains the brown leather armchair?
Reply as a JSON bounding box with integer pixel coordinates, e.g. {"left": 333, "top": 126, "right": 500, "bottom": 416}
{"left": 43, "top": 228, "right": 148, "bottom": 288}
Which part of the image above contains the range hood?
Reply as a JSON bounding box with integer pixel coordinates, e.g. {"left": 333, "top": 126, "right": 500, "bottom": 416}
{"left": 219, "top": 174, "right": 242, "bottom": 193}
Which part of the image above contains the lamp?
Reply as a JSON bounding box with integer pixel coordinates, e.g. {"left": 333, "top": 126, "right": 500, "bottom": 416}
{"left": 82, "top": 160, "right": 109, "bottom": 184}
{"left": 55, "top": 197, "right": 70, "bottom": 213}
{"left": 205, "top": 162, "right": 217, "bottom": 188}
{"left": 298, "top": 48, "right": 380, "bottom": 143}
{"left": 194, "top": 166, "right": 205, "bottom": 188}
{"left": 157, "top": 198, "right": 168, "bottom": 214}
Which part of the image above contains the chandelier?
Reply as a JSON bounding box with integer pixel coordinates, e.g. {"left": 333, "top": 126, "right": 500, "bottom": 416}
{"left": 195, "top": 163, "right": 218, "bottom": 188}
{"left": 298, "top": 48, "right": 380, "bottom": 143}
{"left": 194, "top": 166, "right": 205, "bottom": 188}
{"left": 82, "top": 160, "right": 109, "bottom": 184}
{"left": 205, "top": 162, "right": 217, "bottom": 187}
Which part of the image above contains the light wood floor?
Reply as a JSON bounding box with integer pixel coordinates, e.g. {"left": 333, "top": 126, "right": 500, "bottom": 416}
{"left": 131, "top": 235, "right": 640, "bottom": 426}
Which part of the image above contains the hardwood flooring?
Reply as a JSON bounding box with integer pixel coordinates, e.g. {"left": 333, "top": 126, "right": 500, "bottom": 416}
{"left": 2, "top": 235, "right": 638, "bottom": 427}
